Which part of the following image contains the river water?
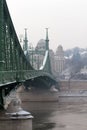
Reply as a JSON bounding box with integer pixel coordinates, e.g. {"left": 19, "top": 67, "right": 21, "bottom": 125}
{"left": 22, "top": 101, "right": 87, "bottom": 130}
{"left": 1, "top": 101, "right": 87, "bottom": 130}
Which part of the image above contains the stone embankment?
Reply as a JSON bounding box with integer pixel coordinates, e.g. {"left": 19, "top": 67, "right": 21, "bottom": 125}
{"left": 59, "top": 80, "right": 87, "bottom": 103}
{"left": 59, "top": 80, "right": 87, "bottom": 91}
{"left": 18, "top": 89, "right": 59, "bottom": 102}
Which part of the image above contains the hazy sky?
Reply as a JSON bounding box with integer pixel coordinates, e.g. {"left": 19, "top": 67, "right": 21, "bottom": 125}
{"left": 7, "top": 0, "right": 87, "bottom": 51}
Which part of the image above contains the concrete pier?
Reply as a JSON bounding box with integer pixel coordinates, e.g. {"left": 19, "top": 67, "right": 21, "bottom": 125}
{"left": 4, "top": 109, "right": 33, "bottom": 130}
{"left": 5, "top": 93, "right": 33, "bottom": 130}
{"left": 0, "top": 115, "right": 33, "bottom": 130}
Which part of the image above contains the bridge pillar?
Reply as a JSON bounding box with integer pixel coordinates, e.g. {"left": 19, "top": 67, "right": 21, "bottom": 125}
{"left": 5, "top": 97, "right": 33, "bottom": 130}
{"left": 3, "top": 84, "right": 33, "bottom": 130}
{"left": 0, "top": 89, "right": 4, "bottom": 109}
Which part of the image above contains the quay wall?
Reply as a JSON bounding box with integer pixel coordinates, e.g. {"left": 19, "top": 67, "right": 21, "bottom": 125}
{"left": 59, "top": 80, "right": 87, "bottom": 91}
{"left": 18, "top": 89, "right": 59, "bottom": 102}
{"left": 58, "top": 80, "right": 87, "bottom": 103}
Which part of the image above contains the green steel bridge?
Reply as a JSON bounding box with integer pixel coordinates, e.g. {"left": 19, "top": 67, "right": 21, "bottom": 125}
{"left": 0, "top": 0, "right": 57, "bottom": 109}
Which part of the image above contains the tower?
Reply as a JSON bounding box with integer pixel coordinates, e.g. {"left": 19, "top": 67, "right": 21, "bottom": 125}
{"left": 23, "top": 28, "right": 28, "bottom": 52}
{"left": 45, "top": 28, "right": 49, "bottom": 50}
{"left": 44, "top": 28, "right": 52, "bottom": 74}
{"left": 55, "top": 45, "right": 65, "bottom": 75}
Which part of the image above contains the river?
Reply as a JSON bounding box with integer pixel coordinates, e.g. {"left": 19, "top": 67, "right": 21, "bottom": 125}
{"left": 1, "top": 100, "right": 87, "bottom": 130}
{"left": 22, "top": 101, "right": 87, "bottom": 130}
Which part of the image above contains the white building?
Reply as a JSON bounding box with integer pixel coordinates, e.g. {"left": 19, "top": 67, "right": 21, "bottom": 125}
{"left": 54, "top": 45, "right": 65, "bottom": 75}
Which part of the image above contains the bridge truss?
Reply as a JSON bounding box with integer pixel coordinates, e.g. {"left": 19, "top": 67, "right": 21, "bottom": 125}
{"left": 0, "top": 0, "right": 57, "bottom": 108}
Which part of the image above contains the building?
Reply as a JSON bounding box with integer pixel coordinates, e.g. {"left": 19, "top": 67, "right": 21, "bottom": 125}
{"left": 28, "top": 39, "right": 46, "bottom": 70}
{"left": 54, "top": 45, "right": 65, "bottom": 75}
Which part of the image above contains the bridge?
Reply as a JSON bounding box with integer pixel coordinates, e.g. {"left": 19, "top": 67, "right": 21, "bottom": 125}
{"left": 0, "top": 0, "right": 58, "bottom": 109}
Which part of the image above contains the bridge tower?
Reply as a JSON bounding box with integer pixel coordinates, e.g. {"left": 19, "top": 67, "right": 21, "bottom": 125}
{"left": 45, "top": 28, "right": 49, "bottom": 50}
{"left": 44, "top": 28, "right": 52, "bottom": 74}
{"left": 23, "top": 28, "right": 28, "bottom": 53}
{"left": 23, "top": 28, "right": 30, "bottom": 60}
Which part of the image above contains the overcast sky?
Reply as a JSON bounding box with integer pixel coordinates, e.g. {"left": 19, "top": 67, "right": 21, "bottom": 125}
{"left": 7, "top": 0, "right": 87, "bottom": 51}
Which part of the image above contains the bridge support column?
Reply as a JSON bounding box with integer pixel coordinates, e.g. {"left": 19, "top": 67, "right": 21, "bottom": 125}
{"left": 4, "top": 84, "right": 33, "bottom": 130}
{"left": 0, "top": 89, "right": 4, "bottom": 109}
{"left": 5, "top": 97, "right": 33, "bottom": 130}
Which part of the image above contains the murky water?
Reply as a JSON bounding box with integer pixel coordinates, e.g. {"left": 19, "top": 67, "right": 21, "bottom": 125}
{"left": 22, "top": 101, "right": 87, "bottom": 130}
{"left": 1, "top": 101, "right": 87, "bottom": 130}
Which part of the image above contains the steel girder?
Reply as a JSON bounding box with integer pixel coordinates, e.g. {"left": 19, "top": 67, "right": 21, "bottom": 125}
{"left": 0, "top": 0, "right": 57, "bottom": 86}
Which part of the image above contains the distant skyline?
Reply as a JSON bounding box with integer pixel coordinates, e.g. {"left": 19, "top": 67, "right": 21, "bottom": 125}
{"left": 7, "top": 0, "right": 87, "bottom": 51}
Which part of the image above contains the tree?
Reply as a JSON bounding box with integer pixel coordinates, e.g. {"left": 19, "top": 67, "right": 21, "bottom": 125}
{"left": 71, "top": 52, "right": 82, "bottom": 74}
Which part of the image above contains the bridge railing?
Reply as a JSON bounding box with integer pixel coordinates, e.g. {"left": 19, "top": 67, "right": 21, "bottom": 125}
{"left": 0, "top": 70, "right": 40, "bottom": 86}
{"left": 0, "top": 69, "right": 55, "bottom": 86}
{"left": 0, "top": 71, "right": 17, "bottom": 86}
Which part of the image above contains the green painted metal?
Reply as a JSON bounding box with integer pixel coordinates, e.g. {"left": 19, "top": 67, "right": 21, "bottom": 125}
{"left": 0, "top": 0, "right": 33, "bottom": 71}
{"left": 0, "top": 0, "right": 56, "bottom": 83}
{"left": 23, "top": 28, "right": 28, "bottom": 52}
{"left": 0, "top": 70, "right": 55, "bottom": 86}
{"left": 0, "top": 0, "right": 5, "bottom": 71}
{"left": 45, "top": 28, "right": 49, "bottom": 50}
{"left": 0, "top": 0, "right": 57, "bottom": 108}
{"left": 42, "top": 28, "right": 52, "bottom": 74}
